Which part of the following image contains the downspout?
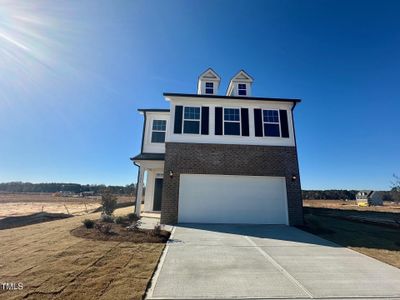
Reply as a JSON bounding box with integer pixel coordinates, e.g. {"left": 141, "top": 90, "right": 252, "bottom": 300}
{"left": 291, "top": 101, "right": 304, "bottom": 225}
{"left": 132, "top": 111, "right": 147, "bottom": 214}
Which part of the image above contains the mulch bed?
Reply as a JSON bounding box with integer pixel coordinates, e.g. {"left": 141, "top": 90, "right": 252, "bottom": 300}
{"left": 71, "top": 221, "right": 170, "bottom": 243}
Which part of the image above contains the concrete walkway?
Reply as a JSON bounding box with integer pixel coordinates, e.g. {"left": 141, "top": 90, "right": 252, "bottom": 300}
{"left": 147, "top": 224, "right": 400, "bottom": 299}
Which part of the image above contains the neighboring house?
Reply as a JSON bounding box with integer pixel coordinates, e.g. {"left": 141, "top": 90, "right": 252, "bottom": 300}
{"left": 131, "top": 69, "right": 303, "bottom": 225}
{"left": 356, "top": 190, "right": 384, "bottom": 206}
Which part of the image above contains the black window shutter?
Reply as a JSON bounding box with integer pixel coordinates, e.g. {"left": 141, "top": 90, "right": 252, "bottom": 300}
{"left": 173, "top": 105, "right": 183, "bottom": 134}
{"left": 215, "top": 107, "right": 223, "bottom": 135}
{"left": 241, "top": 108, "right": 249, "bottom": 136}
{"left": 254, "top": 109, "right": 263, "bottom": 137}
{"left": 279, "top": 110, "right": 289, "bottom": 138}
{"left": 201, "top": 107, "right": 209, "bottom": 135}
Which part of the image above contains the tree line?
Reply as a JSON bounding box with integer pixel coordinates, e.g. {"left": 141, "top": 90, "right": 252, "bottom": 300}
{"left": 0, "top": 182, "right": 136, "bottom": 195}
{"left": 302, "top": 190, "right": 358, "bottom": 200}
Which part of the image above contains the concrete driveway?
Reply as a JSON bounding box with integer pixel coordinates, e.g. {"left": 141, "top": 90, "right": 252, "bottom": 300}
{"left": 147, "top": 224, "right": 400, "bottom": 299}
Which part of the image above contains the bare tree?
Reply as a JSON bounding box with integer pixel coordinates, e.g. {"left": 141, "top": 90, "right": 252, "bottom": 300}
{"left": 391, "top": 174, "right": 400, "bottom": 203}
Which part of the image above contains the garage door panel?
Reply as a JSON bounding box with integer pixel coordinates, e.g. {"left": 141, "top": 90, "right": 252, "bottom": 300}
{"left": 178, "top": 174, "right": 288, "bottom": 224}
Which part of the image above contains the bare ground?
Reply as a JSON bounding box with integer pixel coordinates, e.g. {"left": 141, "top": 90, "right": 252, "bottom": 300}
{"left": 0, "top": 194, "right": 134, "bottom": 220}
{"left": 0, "top": 206, "right": 164, "bottom": 300}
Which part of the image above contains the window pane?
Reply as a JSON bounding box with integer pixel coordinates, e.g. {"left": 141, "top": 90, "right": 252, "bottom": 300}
{"left": 151, "top": 131, "right": 166, "bottom": 143}
{"left": 152, "top": 120, "right": 166, "bottom": 131}
{"left": 205, "top": 82, "right": 213, "bottom": 88}
{"left": 205, "top": 88, "right": 213, "bottom": 94}
{"left": 238, "top": 83, "right": 246, "bottom": 89}
{"left": 264, "top": 123, "right": 280, "bottom": 137}
{"left": 224, "top": 122, "right": 240, "bottom": 135}
{"left": 238, "top": 89, "right": 247, "bottom": 95}
{"left": 183, "top": 120, "right": 200, "bottom": 134}
{"left": 263, "top": 110, "right": 279, "bottom": 123}
{"left": 224, "top": 108, "right": 240, "bottom": 121}
{"left": 184, "top": 107, "right": 200, "bottom": 120}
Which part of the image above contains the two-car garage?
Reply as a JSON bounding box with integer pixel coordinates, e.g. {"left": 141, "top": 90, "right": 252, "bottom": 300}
{"left": 178, "top": 174, "right": 289, "bottom": 225}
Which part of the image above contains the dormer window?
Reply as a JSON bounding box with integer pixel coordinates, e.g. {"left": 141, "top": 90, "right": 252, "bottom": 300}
{"left": 205, "top": 82, "right": 214, "bottom": 94}
{"left": 238, "top": 83, "right": 247, "bottom": 96}
{"left": 151, "top": 120, "right": 166, "bottom": 143}
{"left": 197, "top": 68, "right": 221, "bottom": 95}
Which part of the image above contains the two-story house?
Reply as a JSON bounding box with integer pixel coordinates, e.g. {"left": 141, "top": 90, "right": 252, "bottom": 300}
{"left": 131, "top": 69, "right": 303, "bottom": 225}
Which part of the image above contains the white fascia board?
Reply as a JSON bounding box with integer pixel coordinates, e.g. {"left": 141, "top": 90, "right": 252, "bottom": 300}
{"left": 166, "top": 95, "right": 295, "bottom": 110}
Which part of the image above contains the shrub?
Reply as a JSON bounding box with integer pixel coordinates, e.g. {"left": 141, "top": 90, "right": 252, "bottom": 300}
{"left": 126, "top": 219, "right": 141, "bottom": 231}
{"left": 127, "top": 213, "right": 139, "bottom": 223}
{"left": 101, "top": 189, "right": 117, "bottom": 216}
{"left": 101, "top": 213, "right": 114, "bottom": 223}
{"left": 151, "top": 223, "right": 162, "bottom": 236}
{"left": 114, "top": 216, "right": 124, "bottom": 225}
{"left": 83, "top": 219, "right": 95, "bottom": 229}
{"left": 95, "top": 223, "right": 112, "bottom": 234}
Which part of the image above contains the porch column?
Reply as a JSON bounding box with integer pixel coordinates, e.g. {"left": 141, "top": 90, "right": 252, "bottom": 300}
{"left": 135, "top": 166, "right": 145, "bottom": 217}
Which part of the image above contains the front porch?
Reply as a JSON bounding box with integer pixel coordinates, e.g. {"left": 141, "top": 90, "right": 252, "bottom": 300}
{"left": 132, "top": 157, "right": 165, "bottom": 218}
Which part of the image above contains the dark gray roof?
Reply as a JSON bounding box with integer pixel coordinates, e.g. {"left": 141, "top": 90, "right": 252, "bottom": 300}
{"left": 163, "top": 92, "right": 301, "bottom": 103}
{"left": 138, "top": 109, "right": 170, "bottom": 113}
{"left": 130, "top": 153, "right": 165, "bottom": 161}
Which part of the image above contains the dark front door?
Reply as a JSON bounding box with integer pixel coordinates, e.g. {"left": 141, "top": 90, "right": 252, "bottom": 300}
{"left": 153, "top": 178, "right": 163, "bottom": 211}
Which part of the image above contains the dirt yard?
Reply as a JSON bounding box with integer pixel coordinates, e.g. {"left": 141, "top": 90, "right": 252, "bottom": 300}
{"left": 0, "top": 206, "right": 164, "bottom": 300}
{"left": 0, "top": 193, "right": 134, "bottom": 220}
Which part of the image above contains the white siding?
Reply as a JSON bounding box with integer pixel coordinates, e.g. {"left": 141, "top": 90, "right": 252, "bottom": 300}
{"left": 142, "top": 111, "right": 170, "bottom": 154}
{"left": 165, "top": 96, "right": 296, "bottom": 147}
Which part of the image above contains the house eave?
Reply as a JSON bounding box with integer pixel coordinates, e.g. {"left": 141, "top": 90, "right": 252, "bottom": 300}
{"left": 163, "top": 93, "right": 301, "bottom": 104}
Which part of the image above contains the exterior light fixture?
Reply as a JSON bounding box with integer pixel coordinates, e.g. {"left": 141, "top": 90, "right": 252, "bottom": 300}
{"left": 169, "top": 170, "right": 174, "bottom": 178}
{"left": 292, "top": 175, "right": 297, "bottom": 182}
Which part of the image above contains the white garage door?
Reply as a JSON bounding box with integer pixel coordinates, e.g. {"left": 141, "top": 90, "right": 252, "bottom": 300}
{"left": 178, "top": 174, "right": 288, "bottom": 224}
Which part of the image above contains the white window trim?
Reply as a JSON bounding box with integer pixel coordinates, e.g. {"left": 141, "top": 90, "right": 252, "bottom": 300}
{"left": 151, "top": 120, "right": 167, "bottom": 143}
{"left": 183, "top": 106, "right": 202, "bottom": 135}
{"left": 223, "top": 107, "right": 241, "bottom": 136}
{"left": 262, "top": 109, "right": 281, "bottom": 137}
{"left": 237, "top": 83, "right": 247, "bottom": 96}
{"left": 205, "top": 82, "right": 214, "bottom": 95}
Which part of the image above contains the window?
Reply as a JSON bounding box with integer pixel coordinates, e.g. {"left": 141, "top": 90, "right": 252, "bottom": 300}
{"left": 151, "top": 120, "right": 166, "bottom": 143}
{"left": 263, "top": 110, "right": 280, "bottom": 137}
{"left": 238, "top": 83, "right": 247, "bottom": 96}
{"left": 205, "top": 82, "right": 214, "bottom": 94}
{"left": 183, "top": 107, "right": 200, "bottom": 134}
{"left": 223, "top": 108, "right": 240, "bottom": 135}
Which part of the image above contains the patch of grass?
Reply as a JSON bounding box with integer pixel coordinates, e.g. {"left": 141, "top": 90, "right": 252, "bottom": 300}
{"left": 301, "top": 210, "right": 400, "bottom": 268}
{"left": 0, "top": 206, "right": 165, "bottom": 300}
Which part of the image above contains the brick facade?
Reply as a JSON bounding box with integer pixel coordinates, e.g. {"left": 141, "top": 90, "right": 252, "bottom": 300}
{"left": 160, "top": 142, "right": 303, "bottom": 225}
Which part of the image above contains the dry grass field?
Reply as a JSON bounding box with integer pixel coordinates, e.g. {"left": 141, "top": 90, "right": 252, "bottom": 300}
{"left": 0, "top": 206, "right": 164, "bottom": 300}
{"left": 0, "top": 194, "right": 134, "bottom": 220}
{"left": 304, "top": 199, "right": 400, "bottom": 213}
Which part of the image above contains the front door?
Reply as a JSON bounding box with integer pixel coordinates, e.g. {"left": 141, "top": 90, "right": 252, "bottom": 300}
{"left": 153, "top": 178, "right": 163, "bottom": 211}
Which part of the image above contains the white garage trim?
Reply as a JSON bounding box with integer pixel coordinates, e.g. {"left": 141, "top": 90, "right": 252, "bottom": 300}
{"left": 178, "top": 174, "right": 289, "bottom": 225}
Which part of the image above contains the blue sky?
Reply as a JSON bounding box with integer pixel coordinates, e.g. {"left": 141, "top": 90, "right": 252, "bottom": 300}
{"left": 0, "top": 0, "right": 399, "bottom": 190}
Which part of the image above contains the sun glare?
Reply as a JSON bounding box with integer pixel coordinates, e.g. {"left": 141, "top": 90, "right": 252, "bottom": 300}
{"left": 0, "top": 1, "right": 80, "bottom": 104}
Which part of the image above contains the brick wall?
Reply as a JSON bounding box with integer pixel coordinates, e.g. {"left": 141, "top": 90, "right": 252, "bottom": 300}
{"left": 161, "top": 142, "right": 303, "bottom": 225}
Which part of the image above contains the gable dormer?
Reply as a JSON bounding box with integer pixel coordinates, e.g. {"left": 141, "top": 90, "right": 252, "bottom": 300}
{"left": 226, "top": 70, "right": 253, "bottom": 97}
{"left": 197, "top": 68, "right": 221, "bottom": 95}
